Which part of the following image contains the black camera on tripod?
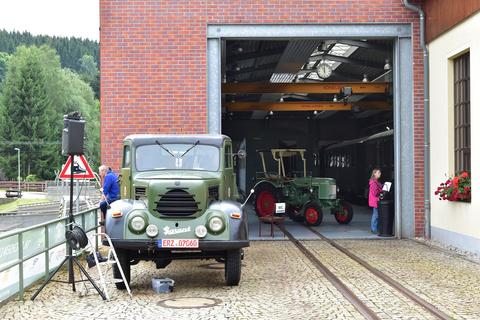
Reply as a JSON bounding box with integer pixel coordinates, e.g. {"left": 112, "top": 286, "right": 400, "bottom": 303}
{"left": 62, "top": 111, "right": 85, "bottom": 156}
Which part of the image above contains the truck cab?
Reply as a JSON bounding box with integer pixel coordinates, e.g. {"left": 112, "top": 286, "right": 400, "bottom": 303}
{"left": 106, "top": 134, "right": 248, "bottom": 288}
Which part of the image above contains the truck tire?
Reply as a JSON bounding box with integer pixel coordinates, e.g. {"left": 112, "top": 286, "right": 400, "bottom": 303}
{"left": 225, "top": 249, "right": 241, "bottom": 286}
{"left": 332, "top": 200, "right": 354, "bottom": 225}
{"left": 254, "top": 183, "right": 278, "bottom": 218}
{"left": 304, "top": 202, "right": 323, "bottom": 226}
{"left": 113, "top": 249, "right": 131, "bottom": 290}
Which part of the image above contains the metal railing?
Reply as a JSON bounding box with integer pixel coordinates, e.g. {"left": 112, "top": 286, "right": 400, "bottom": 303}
{"left": 0, "top": 207, "right": 99, "bottom": 302}
{"left": 0, "top": 181, "right": 51, "bottom": 192}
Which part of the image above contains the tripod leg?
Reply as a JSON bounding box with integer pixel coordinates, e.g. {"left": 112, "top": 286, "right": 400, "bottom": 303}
{"left": 73, "top": 257, "right": 107, "bottom": 300}
{"left": 31, "top": 256, "right": 68, "bottom": 301}
{"left": 68, "top": 255, "right": 76, "bottom": 292}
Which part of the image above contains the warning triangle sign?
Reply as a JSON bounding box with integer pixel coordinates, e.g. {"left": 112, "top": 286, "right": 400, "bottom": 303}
{"left": 59, "top": 155, "right": 95, "bottom": 180}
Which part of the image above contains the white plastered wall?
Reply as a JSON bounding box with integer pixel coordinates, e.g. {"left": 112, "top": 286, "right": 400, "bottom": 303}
{"left": 429, "top": 12, "right": 480, "bottom": 252}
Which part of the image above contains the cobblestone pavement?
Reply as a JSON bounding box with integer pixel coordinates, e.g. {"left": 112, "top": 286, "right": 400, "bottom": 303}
{"left": 302, "top": 240, "right": 435, "bottom": 319}
{"left": 338, "top": 239, "right": 480, "bottom": 319}
{"left": 1, "top": 240, "right": 479, "bottom": 319}
{"left": 1, "top": 241, "right": 362, "bottom": 320}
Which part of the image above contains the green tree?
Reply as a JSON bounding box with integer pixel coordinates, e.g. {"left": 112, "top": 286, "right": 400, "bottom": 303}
{"left": 0, "top": 45, "right": 100, "bottom": 180}
{"left": 0, "top": 52, "right": 10, "bottom": 84}
{"left": 0, "top": 29, "right": 99, "bottom": 72}
{"left": 60, "top": 68, "right": 100, "bottom": 170}
{"left": 78, "top": 54, "right": 100, "bottom": 98}
{"left": 0, "top": 55, "right": 57, "bottom": 179}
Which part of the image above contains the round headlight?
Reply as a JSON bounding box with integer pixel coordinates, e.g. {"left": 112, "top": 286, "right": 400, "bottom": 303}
{"left": 146, "top": 224, "right": 159, "bottom": 237}
{"left": 208, "top": 216, "right": 224, "bottom": 233}
{"left": 195, "top": 225, "right": 208, "bottom": 238}
{"left": 131, "top": 216, "right": 146, "bottom": 232}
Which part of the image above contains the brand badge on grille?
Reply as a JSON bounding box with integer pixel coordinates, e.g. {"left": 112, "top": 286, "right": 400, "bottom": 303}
{"left": 175, "top": 181, "right": 180, "bottom": 186}
{"left": 163, "top": 226, "right": 191, "bottom": 235}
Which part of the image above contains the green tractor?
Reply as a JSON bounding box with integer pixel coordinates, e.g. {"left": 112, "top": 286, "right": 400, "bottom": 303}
{"left": 254, "top": 149, "right": 353, "bottom": 226}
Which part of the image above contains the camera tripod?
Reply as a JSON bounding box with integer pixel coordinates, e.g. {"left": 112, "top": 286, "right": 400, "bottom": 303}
{"left": 31, "top": 154, "right": 106, "bottom": 301}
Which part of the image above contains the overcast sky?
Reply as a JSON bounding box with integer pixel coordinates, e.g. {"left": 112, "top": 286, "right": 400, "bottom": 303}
{"left": 0, "top": 0, "right": 99, "bottom": 41}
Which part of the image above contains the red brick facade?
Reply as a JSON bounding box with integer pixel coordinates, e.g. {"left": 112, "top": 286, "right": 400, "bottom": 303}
{"left": 100, "top": 0, "right": 425, "bottom": 236}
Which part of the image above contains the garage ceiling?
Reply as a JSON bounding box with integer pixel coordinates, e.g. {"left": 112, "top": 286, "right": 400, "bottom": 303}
{"left": 223, "top": 39, "right": 393, "bottom": 120}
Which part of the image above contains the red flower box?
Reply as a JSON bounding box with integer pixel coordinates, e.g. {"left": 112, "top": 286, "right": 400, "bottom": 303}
{"left": 435, "top": 171, "right": 471, "bottom": 202}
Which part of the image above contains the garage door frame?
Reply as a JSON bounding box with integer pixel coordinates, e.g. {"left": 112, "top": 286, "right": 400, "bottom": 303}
{"left": 207, "top": 24, "right": 414, "bottom": 238}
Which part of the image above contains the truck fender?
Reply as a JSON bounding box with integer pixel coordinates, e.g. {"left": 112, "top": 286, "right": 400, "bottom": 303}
{"left": 105, "top": 199, "right": 141, "bottom": 239}
{"left": 208, "top": 200, "right": 249, "bottom": 241}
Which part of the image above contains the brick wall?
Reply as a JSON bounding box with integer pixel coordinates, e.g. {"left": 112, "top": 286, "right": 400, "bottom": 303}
{"left": 100, "top": 0, "right": 425, "bottom": 236}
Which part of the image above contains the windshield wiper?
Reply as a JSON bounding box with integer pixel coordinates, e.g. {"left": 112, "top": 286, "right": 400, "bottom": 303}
{"left": 155, "top": 140, "right": 175, "bottom": 158}
{"left": 181, "top": 140, "right": 200, "bottom": 157}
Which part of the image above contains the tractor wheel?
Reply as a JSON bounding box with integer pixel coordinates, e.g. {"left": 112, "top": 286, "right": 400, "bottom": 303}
{"left": 113, "top": 249, "right": 131, "bottom": 290}
{"left": 332, "top": 200, "right": 354, "bottom": 225}
{"left": 225, "top": 249, "right": 242, "bottom": 286}
{"left": 254, "top": 183, "right": 278, "bottom": 218}
{"left": 303, "top": 202, "right": 323, "bottom": 226}
{"left": 287, "top": 205, "right": 304, "bottom": 222}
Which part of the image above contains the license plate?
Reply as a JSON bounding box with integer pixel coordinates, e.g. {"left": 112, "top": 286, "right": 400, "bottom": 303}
{"left": 158, "top": 239, "right": 199, "bottom": 248}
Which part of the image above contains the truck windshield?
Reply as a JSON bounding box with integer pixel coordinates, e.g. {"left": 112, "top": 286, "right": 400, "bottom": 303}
{"left": 135, "top": 144, "right": 220, "bottom": 172}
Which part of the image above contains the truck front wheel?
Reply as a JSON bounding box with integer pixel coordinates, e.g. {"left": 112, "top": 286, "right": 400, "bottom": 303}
{"left": 225, "top": 249, "right": 241, "bottom": 286}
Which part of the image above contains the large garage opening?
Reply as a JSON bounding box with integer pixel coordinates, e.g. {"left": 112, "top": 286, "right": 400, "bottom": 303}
{"left": 221, "top": 38, "right": 395, "bottom": 239}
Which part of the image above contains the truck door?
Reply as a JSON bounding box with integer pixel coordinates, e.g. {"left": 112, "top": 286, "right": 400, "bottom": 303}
{"left": 120, "top": 144, "right": 132, "bottom": 199}
{"left": 223, "top": 142, "right": 234, "bottom": 199}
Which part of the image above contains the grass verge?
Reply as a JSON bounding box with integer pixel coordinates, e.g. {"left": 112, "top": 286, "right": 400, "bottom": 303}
{"left": 0, "top": 198, "right": 52, "bottom": 213}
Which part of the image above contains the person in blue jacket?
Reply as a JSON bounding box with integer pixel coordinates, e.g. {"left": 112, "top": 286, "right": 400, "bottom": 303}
{"left": 99, "top": 165, "right": 120, "bottom": 223}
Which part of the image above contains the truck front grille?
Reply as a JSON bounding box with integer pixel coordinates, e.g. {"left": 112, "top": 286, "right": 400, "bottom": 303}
{"left": 155, "top": 189, "right": 200, "bottom": 216}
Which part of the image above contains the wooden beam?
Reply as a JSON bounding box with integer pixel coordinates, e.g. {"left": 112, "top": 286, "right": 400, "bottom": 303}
{"left": 225, "top": 101, "right": 391, "bottom": 112}
{"left": 222, "top": 82, "right": 389, "bottom": 94}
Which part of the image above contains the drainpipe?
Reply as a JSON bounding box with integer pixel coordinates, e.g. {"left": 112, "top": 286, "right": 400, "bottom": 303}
{"left": 403, "top": 0, "right": 430, "bottom": 239}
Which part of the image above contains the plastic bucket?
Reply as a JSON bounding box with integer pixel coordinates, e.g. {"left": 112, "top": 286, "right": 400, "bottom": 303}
{"left": 152, "top": 277, "right": 174, "bottom": 293}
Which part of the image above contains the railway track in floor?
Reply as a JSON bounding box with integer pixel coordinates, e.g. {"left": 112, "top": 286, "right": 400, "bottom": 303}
{"left": 278, "top": 225, "right": 453, "bottom": 320}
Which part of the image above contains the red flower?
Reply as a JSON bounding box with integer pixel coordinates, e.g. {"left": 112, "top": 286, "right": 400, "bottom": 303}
{"left": 435, "top": 172, "right": 471, "bottom": 202}
{"left": 452, "top": 177, "right": 459, "bottom": 188}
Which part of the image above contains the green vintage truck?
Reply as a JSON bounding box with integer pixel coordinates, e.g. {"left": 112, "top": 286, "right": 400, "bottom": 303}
{"left": 105, "top": 134, "right": 249, "bottom": 288}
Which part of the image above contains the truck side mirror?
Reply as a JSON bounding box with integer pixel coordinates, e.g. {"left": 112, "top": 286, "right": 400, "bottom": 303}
{"left": 241, "top": 189, "right": 255, "bottom": 208}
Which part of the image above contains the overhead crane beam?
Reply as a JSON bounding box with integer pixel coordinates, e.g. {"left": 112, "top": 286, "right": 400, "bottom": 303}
{"left": 222, "top": 82, "right": 390, "bottom": 94}
{"left": 225, "top": 101, "right": 391, "bottom": 112}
